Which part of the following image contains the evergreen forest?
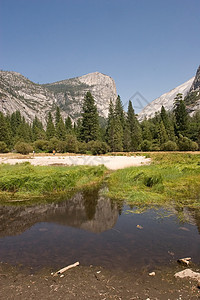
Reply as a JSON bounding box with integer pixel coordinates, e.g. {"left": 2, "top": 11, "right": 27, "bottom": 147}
{"left": 0, "top": 92, "right": 199, "bottom": 155}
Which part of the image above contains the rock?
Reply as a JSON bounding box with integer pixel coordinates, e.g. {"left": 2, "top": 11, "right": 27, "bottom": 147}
{"left": 138, "top": 77, "right": 194, "bottom": 121}
{"left": 189, "top": 65, "right": 200, "bottom": 93}
{"left": 138, "top": 65, "right": 200, "bottom": 121}
{"left": 148, "top": 272, "right": 155, "bottom": 276}
{"left": 175, "top": 268, "right": 200, "bottom": 283}
{"left": 0, "top": 71, "right": 117, "bottom": 125}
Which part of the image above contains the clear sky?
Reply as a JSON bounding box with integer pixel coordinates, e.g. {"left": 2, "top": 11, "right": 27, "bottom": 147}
{"left": 0, "top": 0, "right": 200, "bottom": 112}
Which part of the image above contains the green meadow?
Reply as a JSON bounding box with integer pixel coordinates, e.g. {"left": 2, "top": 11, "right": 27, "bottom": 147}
{"left": 0, "top": 163, "right": 106, "bottom": 205}
{"left": 0, "top": 153, "right": 199, "bottom": 208}
{"left": 106, "top": 153, "right": 200, "bottom": 208}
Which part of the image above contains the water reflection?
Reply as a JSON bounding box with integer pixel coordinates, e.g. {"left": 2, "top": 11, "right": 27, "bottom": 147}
{"left": 0, "top": 189, "right": 119, "bottom": 237}
{"left": 0, "top": 190, "right": 200, "bottom": 271}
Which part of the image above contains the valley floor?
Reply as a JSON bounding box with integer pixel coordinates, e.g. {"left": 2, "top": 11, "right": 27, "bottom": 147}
{"left": 0, "top": 153, "right": 150, "bottom": 170}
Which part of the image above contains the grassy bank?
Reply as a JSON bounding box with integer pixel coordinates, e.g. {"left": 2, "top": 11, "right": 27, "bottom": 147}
{"left": 106, "top": 153, "right": 200, "bottom": 208}
{"left": 0, "top": 153, "right": 199, "bottom": 208}
{"left": 0, "top": 163, "right": 107, "bottom": 204}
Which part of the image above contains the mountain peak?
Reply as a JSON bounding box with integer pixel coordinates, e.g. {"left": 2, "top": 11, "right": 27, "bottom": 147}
{"left": 0, "top": 70, "right": 117, "bottom": 124}
{"left": 138, "top": 77, "right": 195, "bottom": 121}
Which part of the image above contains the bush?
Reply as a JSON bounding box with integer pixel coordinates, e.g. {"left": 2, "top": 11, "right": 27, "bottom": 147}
{"left": 33, "top": 140, "right": 49, "bottom": 152}
{"left": 0, "top": 141, "right": 9, "bottom": 153}
{"left": 151, "top": 143, "right": 160, "bottom": 151}
{"left": 178, "top": 136, "right": 199, "bottom": 151}
{"left": 57, "top": 141, "right": 67, "bottom": 153}
{"left": 77, "top": 142, "right": 87, "bottom": 154}
{"left": 87, "top": 140, "right": 110, "bottom": 155}
{"left": 14, "top": 142, "right": 33, "bottom": 155}
{"left": 161, "top": 141, "right": 178, "bottom": 151}
{"left": 47, "top": 137, "right": 60, "bottom": 153}
{"left": 140, "top": 140, "right": 152, "bottom": 151}
{"left": 66, "top": 134, "right": 79, "bottom": 153}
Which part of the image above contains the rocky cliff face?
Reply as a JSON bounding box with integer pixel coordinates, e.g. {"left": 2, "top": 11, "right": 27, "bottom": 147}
{"left": 138, "top": 77, "right": 195, "bottom": 121}
{"left": 43, "top": 72, "right": 117, "bottom": 120}
{"left": 0, "top": 71, "right": 55, "bottom": 124}
{"left": 0, "top": 71, "right": 117, "bottom": 124}
{"left": 184, "top": 66, "right": 200, "bottom": 114}
{"left": 138, "top": 65, "right": 200, "bottom": 121}
{"left": 189, "top": 65, "right": 200, "bottom": 92}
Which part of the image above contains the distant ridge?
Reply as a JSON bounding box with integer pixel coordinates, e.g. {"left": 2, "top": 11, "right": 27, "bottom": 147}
{"left": 138, "top": 77, "right": 195, "bottom": 121}
{"left": 0, "top": 71, "right": 117, "bottom": 124}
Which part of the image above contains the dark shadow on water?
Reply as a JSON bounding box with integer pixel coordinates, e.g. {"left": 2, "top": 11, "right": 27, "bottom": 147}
{"left": 0, "top": 188, "right": 200, "bottom": 271}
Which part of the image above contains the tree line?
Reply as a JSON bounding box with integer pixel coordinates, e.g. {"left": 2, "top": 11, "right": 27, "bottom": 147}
{"left": 0, "top": 91, "right": 199, "bottom": 154}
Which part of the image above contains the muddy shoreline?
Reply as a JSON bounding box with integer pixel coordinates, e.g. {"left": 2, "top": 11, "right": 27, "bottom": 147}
{"left": 0, "top": 262, "right": 200, "bottom": 299}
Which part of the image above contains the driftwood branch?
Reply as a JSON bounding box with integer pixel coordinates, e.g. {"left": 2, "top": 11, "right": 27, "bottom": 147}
{"left": 177, "top": 257, "right": 191, "bottom": 266}
{"left": 53, "top": 261, "right": 79, "bottom": 276}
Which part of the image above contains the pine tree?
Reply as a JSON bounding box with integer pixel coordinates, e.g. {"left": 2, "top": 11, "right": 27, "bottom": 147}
{"left": 0, "top": 112, "right": 11, "bottom": 146}
{"left": 141, "top": 120, "right": 152, "bottom": 141}
{"left": 115, "top": 95, "right": 125, "bottom": 128}
{"left": 16, "top": 117, "right": 32, "bottom": 143}
{"left": 106, "top": 100, "right": 115, "bottom": 149}
{"left": 160, "top": 106, "right": 175, "bottom": 141}
{"left": 123, "top": 119, "right": 131, "bottom": 152}
{"left": 112, "top": 116, "right": 123, "bottom": 151}
{"left": 32, "top": 116, "right": 46, "bottom": 141}
{"left": 127, "top": 100, "right": 142, "bottom": 151}
{"left": 173, "top": 93, "right": 188, "bottom": 135}
{"left": 56, "top": 118, "right": 66, "bottom": 141}
{"left": 106, "top": 99, "right": 123, "bottom": 152}
{"left": 80, "top": 92, "right": 100, "bottom": 142}
{"left": 55, "top": 106, "right": 62, "bottom": 128}
{"left": 75, "top": 119, "right": 82, "bottom": 140}
{"left": 157, "top": 121, "right": 168, "bottom": 145}
{"left": 46, "top": 112, "right": 55, "bottom": 140}
{"left": 65, "top": 116, "right": 73, "bottom": 133}
{"left": 10, "top": 111, "right": 22, "bottom": 136}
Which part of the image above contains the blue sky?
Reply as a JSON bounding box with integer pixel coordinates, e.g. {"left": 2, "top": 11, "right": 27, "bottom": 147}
{"left": 0, "top": 0, "right": 200, "bottom": 112}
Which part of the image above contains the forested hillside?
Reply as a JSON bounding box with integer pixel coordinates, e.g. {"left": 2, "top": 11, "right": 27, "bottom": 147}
{"left": 0, "top": 91, "right": 199, "bottom": 154}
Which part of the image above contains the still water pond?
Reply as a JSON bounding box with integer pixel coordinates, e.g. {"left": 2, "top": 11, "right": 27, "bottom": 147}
{"left": 0, "top": 189, "right": 200, "bottom": 271}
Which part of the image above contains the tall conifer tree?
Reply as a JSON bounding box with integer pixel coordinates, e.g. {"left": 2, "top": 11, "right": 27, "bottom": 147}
{"left": 127, "top": 101, "right": 142, "bottom": 151}
{"left": 173, "top": 93, "right": 188, "bottom": 135}
{"left": 80, "top": 92, "right": 100, "bottom": 142}
{"left": 46, "top": 112, "right": 55, "bottom": 140}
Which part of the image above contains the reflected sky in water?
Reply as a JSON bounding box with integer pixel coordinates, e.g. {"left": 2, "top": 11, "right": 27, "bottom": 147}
{"left": 0, "top": 188, "right": 200, "bottom": 271}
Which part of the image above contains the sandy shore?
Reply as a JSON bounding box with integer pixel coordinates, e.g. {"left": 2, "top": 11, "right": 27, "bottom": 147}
{"left": 0, "top": 155, "right": 151, "bottom": 170}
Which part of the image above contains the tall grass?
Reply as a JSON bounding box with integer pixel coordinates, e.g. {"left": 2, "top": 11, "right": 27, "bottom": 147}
{"left": 106, "top": 153, "right": 200, "bottom": 207}
{"left": 0, "top": 163, "right": 106, "bottom": 204}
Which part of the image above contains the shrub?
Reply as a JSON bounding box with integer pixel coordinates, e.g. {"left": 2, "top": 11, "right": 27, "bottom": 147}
{"left": 47, "top": 137, "right": 60, "bottom": 153}
{"left": 66, "top": 134, "right": 79, "bottom": 153}
{"left": 178, "top": 136, "right": 199, "bottom": 151}
{"left": 77, "top": 142, "right": 87, "bottom": 154}
{"left": 140, "top": 140, "right": 152, "bottom": 151}
{"left": 57, "top": 141, "right": 67, "bottom": 153}
{"left": 87, "top": 140, "right": 110, "bottom": 155}
{"left": 33, "top": 140, "right": 49, "bottom": 152}
{"left": 0, "top": 141, "right": 9, "bottom": 153}
{"left": 161, "top": 141, "right": 178, "bottom": 151}
{"left": 151, "top": 143, "right": 160, "bottom": 151}
{"left": 14, "top": 142, "right": 33, "bottom": 155}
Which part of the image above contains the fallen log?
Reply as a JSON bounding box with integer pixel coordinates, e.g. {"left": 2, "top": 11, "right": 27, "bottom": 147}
{"left": 53, "top": 261, "right": 79, "bottom": 276}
